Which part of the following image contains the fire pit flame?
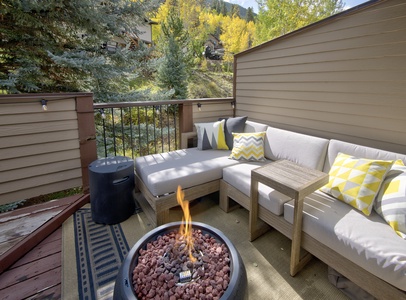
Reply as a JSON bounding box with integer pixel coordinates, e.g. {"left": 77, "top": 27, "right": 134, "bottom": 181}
{"left": 176, "top": 185, "right": 196, "bottom": 262}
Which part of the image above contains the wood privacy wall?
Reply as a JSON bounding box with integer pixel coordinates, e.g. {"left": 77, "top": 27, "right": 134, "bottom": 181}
{"left": 192, "top": 98, "right": 235, "bottom": 125}
{"left": 234, "top": 0, "right": 406, "bottom": 154}
{"left": 0, "top": 93, "right": 97, "bottom": 206}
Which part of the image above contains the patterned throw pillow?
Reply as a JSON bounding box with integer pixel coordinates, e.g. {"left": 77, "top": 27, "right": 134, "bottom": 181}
{"left": 229, "top": 132, "right": 266, "bottom": 161}
{"left": 195, "top": 120, "right": 228, "bottom": 150}
{"left": 320, "top": 152, "right": 394, "bottom": 216}
{"left": 374, "top": 160, "right": 406, "bottom": 239}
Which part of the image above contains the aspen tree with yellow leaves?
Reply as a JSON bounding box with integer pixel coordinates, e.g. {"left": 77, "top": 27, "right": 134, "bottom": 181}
{"left": 152, "top": 0, "right": 255, "bottom": 68}
{"left": 220, "top": 16, "right": 255, "bottom": 65}
{"left": 255, "top": 0, "right": 344, "bottom": 45}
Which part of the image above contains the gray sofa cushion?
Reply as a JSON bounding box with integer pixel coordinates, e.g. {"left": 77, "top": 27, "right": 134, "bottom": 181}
{"left": 222, "top": 162, "right": 292, "bottom": 215}
{"left": 284, "top": 191, "right": 406, "bottom": 291}
{"left": 135, "top": 148, "right": 238, "bottom": 197}
{"left": 264, "top": 127, "right": 329, "bottom": 171}
{"left": 243, "top": 120, "right": 268, "bottom": 133}
{"left": 323, "top": 139, "right": 406, "bottom": 173}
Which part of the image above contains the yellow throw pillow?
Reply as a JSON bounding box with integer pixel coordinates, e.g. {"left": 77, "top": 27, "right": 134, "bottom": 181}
{"left": 320, "top": 153, "right": 394, "bottom": 216}
{"left": 229, "top": 132, "right": 266, "bottom": 161}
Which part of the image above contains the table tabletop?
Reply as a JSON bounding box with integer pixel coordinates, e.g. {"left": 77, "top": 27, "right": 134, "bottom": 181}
{"left": 251, "top": 159, "right": 328, "bottom": 199}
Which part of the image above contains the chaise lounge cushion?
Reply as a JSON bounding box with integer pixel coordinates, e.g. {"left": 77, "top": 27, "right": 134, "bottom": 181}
{"left": 284, "top": 190, "right": 406, "bottom": 291}
{"left": 135, "top": 148, "right": 239, "bottom": 197}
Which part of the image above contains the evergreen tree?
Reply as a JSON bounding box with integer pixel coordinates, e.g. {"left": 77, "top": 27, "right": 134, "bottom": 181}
{"left": 211, "top": 0, "right": 220, "bottom": 13}
{"left": 246, "top": 7, "right": 255, "bottom": 23}
{"left": 154, "top": 0, "right": 209, "bottom": 67}
{"left": 219, "top": 0, "right": 228, "bottom": 16}
{"left": 230, "top": 4, "right": 240, "bottom": 18}
{"left": 0, "top": 0, "right": 163, "bottom": 102}
{"left": 156, "top": 8, "right": 189, "bottom": 99}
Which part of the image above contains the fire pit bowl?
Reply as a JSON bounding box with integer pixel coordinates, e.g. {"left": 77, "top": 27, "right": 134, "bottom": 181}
{"left": 113, "top": 221, "right": 248, "bottom": 300}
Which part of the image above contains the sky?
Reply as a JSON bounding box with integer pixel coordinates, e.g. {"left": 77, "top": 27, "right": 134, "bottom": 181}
{"left": 224, "top": 0, "right": 370, "bottom": 14}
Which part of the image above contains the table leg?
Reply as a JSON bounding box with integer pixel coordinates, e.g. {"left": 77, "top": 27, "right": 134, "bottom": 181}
{"left": 290, "top": 196, "right": 312, "bottom": 276}
{"left": 249, "top": 178, "right": 269, "bottom": 241}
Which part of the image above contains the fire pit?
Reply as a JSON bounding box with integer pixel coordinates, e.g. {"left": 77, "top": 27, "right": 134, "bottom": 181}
{"left": 113, "top": 221, "right": 247, "bottom": 300}
{"left": 114, "top": 187, "right": 247, "bottom": 300}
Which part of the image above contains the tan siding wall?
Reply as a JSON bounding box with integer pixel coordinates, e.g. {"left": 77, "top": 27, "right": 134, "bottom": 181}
{"left": 0, "top": 96, "right": 83, "bottom": 205}
{"left": 234, "top": 0, "right": 406, "bottom": 154}
{"left": 192, "top": 101, "right": 234, "bottom": 125}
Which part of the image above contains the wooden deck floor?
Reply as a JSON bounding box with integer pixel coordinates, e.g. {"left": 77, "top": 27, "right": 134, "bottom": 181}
{"left": 0, "top": 227, "right": 62, "bottom": 299}
{"left": 0, "top": 194, "right": 89, "bottom": 300}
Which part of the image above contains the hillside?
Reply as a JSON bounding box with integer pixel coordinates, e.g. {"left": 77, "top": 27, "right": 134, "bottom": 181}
{"left": 205, "top": 0, "right": 255, "bottom": 18}
{"left": 188, "top": 70, "right": 233, "bottom": 98}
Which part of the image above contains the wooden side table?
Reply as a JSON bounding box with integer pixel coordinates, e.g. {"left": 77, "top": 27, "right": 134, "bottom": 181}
{"left": 250, "top": 159, "right": 328, "bottom": 276}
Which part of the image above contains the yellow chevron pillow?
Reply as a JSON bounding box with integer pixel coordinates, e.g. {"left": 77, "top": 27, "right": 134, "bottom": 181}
{"left": 229, "top": 132, "right": 266, "bottom": 161}
{"left": 374, "top": 160, "right": 406, "bottom": 239}
{"left": 320, "top": 153, "right": 394, "bottom": 216}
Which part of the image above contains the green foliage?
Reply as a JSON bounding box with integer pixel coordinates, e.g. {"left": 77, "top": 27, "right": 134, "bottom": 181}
{"left": 246, "top": 7, "right": 255, "bottom": 23}
{"left": 0, "top": 0, "right": 162, "bottom": 102}
{"left": 255, "top": 0, "right": 344, "bottom": 45}
{"left": 95, "top": 105, "right": 180, "bottom": 158}
{"left": 230, "top": 4, "right": 240, "bottom": 17}
{"left": 0, "top": 200, "right": 26, "bottom": 213}
{"left": 219, "top": 1, "right": 228, "bottom": 16}
{"left": 0, "top": 187, "right": 82, "bottom": 211}
{"left": 188, "top": 71, "right": 232, "bottom": 98}
{"left": 156, "top": 7, "right": 189, "bottom": 99}
{"left": 156, "top": 38, "right": 188, "bottom": 99}
{"left": 2, "top": 0, "right": 347, "bottom": 103}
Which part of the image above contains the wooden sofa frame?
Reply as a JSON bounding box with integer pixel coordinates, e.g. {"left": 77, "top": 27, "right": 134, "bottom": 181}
{"left": 219, "top": 179, "right": 406, "bottom": 300}
{"left": 135, "top": 173, "right": 221, "bottom": 226}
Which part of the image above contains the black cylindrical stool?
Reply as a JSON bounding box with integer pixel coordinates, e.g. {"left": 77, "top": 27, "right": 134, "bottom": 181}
{"left": 89, "top": 156, "right": 135, "bottom": 225}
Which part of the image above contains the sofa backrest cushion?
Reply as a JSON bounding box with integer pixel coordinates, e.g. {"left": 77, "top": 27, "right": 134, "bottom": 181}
{"left": 323, "top": 139, "right": 406, "bottom": 173}
{"left": 243, "top": 121, "right": 268, "bottom": 133}
{"left": 264, "top": 127, "right": 329, "bottom": 171}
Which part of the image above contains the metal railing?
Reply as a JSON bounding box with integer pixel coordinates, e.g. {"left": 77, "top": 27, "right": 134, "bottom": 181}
{"left": 94, "top": 102, "right": 179, "bottom": 159}
{"left": 93, "top": 98, "right": 234, "bottom": 160}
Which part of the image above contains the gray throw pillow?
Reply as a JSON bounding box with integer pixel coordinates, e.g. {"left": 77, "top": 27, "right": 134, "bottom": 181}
{"left": 220, "top": 116, "right": 248, "bottom": 149}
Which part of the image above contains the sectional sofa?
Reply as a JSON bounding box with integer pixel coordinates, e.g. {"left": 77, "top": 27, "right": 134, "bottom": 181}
{"left": 135, "top": 118, "right": 406, "bottom": 299}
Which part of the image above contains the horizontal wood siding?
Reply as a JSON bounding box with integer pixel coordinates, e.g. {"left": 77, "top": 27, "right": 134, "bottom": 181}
{"left": 0, "top": 96, "right": 82, "bottom": 205}
{"left": 234, "top": 0, "right": 406, "bottom": 154}
{"left": 192, "top": 101, "right": 234, "bottom": 125}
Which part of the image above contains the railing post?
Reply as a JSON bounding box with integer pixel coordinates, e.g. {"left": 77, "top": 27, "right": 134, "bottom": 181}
{"left": 179, "top": 102, "right": 194, "bottom": 148}
{"left": 76, "top": 94, "right": 98, "bottom": 194}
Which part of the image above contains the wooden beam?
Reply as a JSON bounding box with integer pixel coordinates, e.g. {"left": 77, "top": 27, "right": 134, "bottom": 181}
{"left": 0, "top": 194, "right": 89, "bottom": 274}
{"left": 76, "top": 95, "right": 97, "bottom": 194}
{"left": 179, "top": 102, "right": 194, "bottom": 133}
